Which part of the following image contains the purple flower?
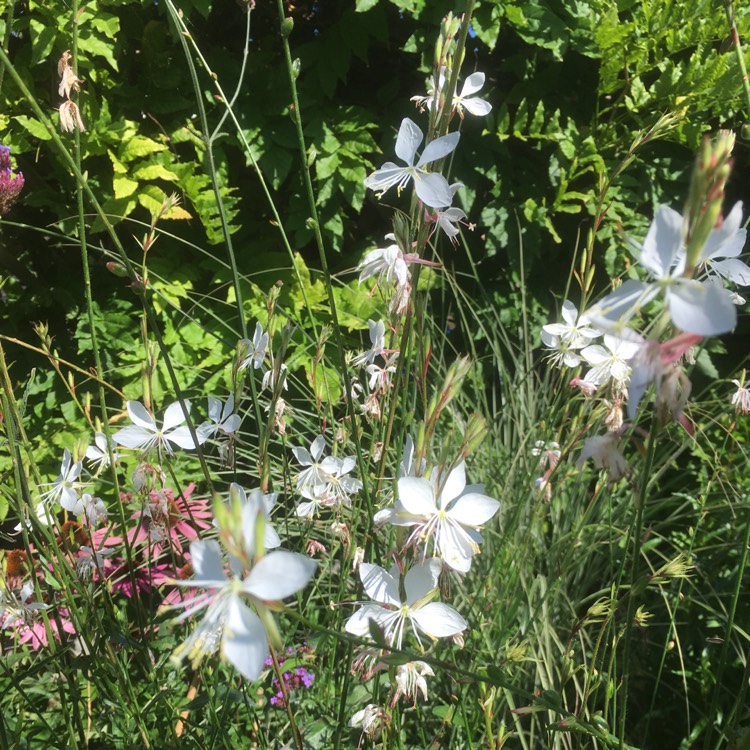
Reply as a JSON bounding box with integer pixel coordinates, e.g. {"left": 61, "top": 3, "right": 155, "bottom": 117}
{"left": 0, "top": 146, "right": 24, "bottom": 215}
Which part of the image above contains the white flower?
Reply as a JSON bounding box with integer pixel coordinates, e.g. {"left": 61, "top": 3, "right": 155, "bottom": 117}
{"left": 357, "top": 239, "right": 411, "bottom": 289}
{"left": 169, "top": 539, "right": 316, "bottom": 681}
{"left": 291, "top": 436, "right": 333, "bottom": 495}
{"left": 587, "top": 206, "right": 737, "bottom": 336}
{"left": 63, "top": 492, "right": 108, "bottom": 525}
{"left": 85, "top": 432, "right": 119, "bottom": 472}
{"left": 364, "top": 118, "right": 460, "bottom": 208}
{"left": 425, "top": 182, "right": 467, "bottom": 243}
{"left": 376, "top": 462, "right": 499, "bottom": 572}
{"left": 349, "top": 704, "right": 389, "bottom": 740}
{"left": 113, "top": 400, "right": 204, "bottom": 455}
{"left": 695, "top": 201, "right": 750, "bottom": 286}
{"left": 219, "top": 483, "right": 281, "bottom": 556}
{"left": 261, "top": 363, "right": 288, "bottom": 392}
{"left": 351, "top": 319, "right": 386, "bottom": 367}
{"left": 238, "top": 322, "right": 269, "bottom": 371}
{"left": 293, "top": 453, "right": 362, "bottom": 517}
{"left": 39, "top": 448, "right": 83, "bottom": 508}
{"left": 13, "top": 501, "right": 55, "bottom": 532}
{"left": 198, "top": 394, "right": 241, "bottom": 440}
{"left": 731, "top": 376, "right": 750, "bottom": 415}
{"left": 452, "top": 71, "right": 492, "bottom": 117}
{"left": 345, "top": 558, "right": 466, "bottom": 649}
{"left": 412, "top": 68, "right": 492, "bottom": 119}
{"left": 577, "top": 434, "right": 630, "bottom": 483}
{"left": 580, "top": 334, "right": 640, "bottom": 390}
{"left": 624, "top": 330, "right": 701, "bottom": 419}
{"left": 393, "top": 661, "right": 435, "bottom": 706}
{"left": 365, "top": 354, "right": 398, "bottom": 392}
{"left": 541, "top": 300, "right": 600, "bottom": 367}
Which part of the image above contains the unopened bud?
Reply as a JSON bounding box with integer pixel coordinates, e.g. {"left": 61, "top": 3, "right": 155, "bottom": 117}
{"left": 683, "top": 130, "right": 735, "bottom": 275}
{"left": 280, "top": 16, "right": 294, "bottom": 38}
{"left": 106, "top": 261, "right": 128, "bottom": 277}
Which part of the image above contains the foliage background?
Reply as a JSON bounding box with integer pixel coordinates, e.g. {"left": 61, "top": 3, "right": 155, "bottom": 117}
{"left": 1, "top": 0, "right": 750, "bottom": 748}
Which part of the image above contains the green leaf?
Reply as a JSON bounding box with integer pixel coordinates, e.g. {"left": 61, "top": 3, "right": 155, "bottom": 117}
{"left": 119, "top": 136, "right": 168, "bottom": 162}
{"left": 131, "top": 163, "right": 180, "bottom": 182}
{"left": 355, "top": 0, "right": 379, "bottom": 10}
{"left": 15, "top": 115, "right": 53, "bottom": 141}
{"left": 113, "top": 176, "right": 139, "bottom": 199}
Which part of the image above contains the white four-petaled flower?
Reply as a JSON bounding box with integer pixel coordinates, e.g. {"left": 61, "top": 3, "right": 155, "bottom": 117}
{"left": 113, "top": 400, "right": 204, "bottom": 456}
{"left": 374, "top": 462, "right": 499, "bottom": 572}
{"left": 364, "top": 118, "right": 460, "bottom": 208}
{"left": 345, "top": 558, "right": 466, "bottom": 649}
{"left": 587, "top": 206, "right": 737, "bottom": 336}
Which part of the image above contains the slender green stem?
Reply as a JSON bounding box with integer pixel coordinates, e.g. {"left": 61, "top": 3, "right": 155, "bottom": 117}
{"left": 618, "top": 417, "right": 658, "bottom": 746}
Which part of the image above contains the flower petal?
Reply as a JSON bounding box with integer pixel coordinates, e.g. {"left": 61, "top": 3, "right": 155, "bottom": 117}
{"left": 244, "top": 550, "right": 316, "bottom": 601}
{"left": 395, "top": 118, "right": 424, "bottom": 165}
{"left": 460, "top": 72, "right": 485, "bottom": 97}
{"left": 112, "top": 425, "right": 152, "bottom": 450}
{"left": 397, "top": 477, "right": 437, "bottom": 518}
{"left": 222, "top": 596, "right": 268, "bottom": 681}
{"left": 360, "top": 563, "right": 400, "bottom": 606}
{"left": 669, "top": 280, "right": 736, "bottom": 335}
{"left": 711, "top": 258, "right": 750, "bottom": 286}
{"left": 127, "top": 400, "right": 156, "bottom": 431}
{"left": 640, "top": 206, "right": 683, "bottom": 278}
{"left": 162, "top": 401, "right": 190, "bottom": 432}
{"left": 412, "top": 602, "right": 467, "bottom": 638}
{"left": 345, "top": 604, "right": 391, "bottom": 636}
{"left": 462, "top": 97, "right": 492, "bottom": 116}
{"left": 189, "top": 540, "right": 229, "bottom": 585}
{"left": 447, "top": 493, "right": 500, "bottom": 526}
{"left": 417, "top": 131, "right": 460, "bottom": 167}
{"left": 404, "top": 559, "right": 441, "bottom": 603}
{"left": 414, "top": 172, "right": 453, "bottom": 208}
{"left": 439, "top": 462, "right": 466, "bottom": 506}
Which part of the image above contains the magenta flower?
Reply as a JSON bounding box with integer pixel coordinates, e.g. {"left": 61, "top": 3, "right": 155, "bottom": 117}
{"left": 0, "top": 146, "right": 24, "bottom": 215}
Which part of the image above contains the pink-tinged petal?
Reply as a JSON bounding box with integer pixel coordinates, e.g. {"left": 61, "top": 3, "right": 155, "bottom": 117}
{"left": 462, "top": 97, "right": 492, "bottom": 116}
{"left": 669, "top": 280, "right": 736, "bottom": 336}
{"left": 244, "top": 551, "right": 316, "bottom": 601}
{"left": 417, "top": 131, "right": 460, "bottom": 167}
{"left": 640, "top": 206, "right": 683, "bottom": 277}
{"left": 397, "top": 477, "right": 437, "bottom": 518}
{"left": 345, "top": 604, "right": 391, "bottom": 636}
{"left": 404, "top": 559, "right": 441, "bottom": 602}
{"left": 127, "top": 400, "right": 156, "bottom": 431}
{"left": 414, "top": 172, "right": 453, "bottom": 209}
{"left": 446, "top": 493, "right": 500, "bottom": 526}
{"left": 187, "top": 540, "right": 227, "bottom": 585}
{"left": 360, "top": 563, "right": 399, "bottom": 606}
{"left": 395, "top": 118, "right": 423, "bottom": 165}
{"left": 112, "top": 425, "right": 152, "bottom": 449}
{"left": 162, "top": 401, "right": 190, "bottom": 432}
{"left": 439, "top": 462, "right": 466, "bottom": 506}
{"left": 411, "top": 602, "right": 467, "bottom": 638}
{"left": 460, "top": 72, "right": 485, "bottom": 97}
{"left": 222, "top": 597, "right": 268, "bottom": 681}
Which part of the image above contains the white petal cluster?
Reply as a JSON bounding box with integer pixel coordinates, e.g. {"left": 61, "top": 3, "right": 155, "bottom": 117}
{"left": 113, "top": 400, "right": 205, "bottom": 456}
{"left": 374, "top": 462, "right": 499, "bottom": 572}
{"left": 364, "top": 118, "right": 459, "bottom": 209}
{"left": 345, "top": 558, "right": 466, "bottom": 650}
